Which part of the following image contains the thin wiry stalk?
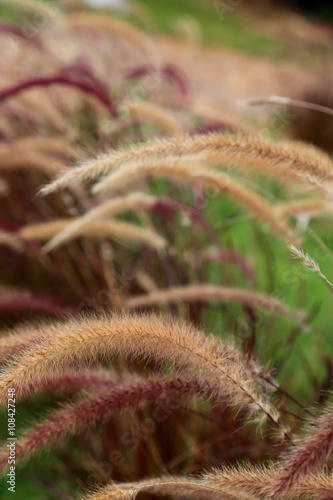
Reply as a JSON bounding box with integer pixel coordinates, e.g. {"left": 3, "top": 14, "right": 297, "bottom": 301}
{"left": 185, "top": 248, "right": 254, "bottom": 286}
{"left": 42, "top": 193, "right": 157, "bottom": 253}
{"left": 19, "top": 219, "right": 167, "bottom": 252}
{"left": 271, "top": 403, "right": 333, "bottom": 498}
{"left": 0, "top": 313, "right": 290, "bottom": 440}
{"left": 240, "top": 95, "right": 333, "bottom": 118}
{"left": 40, "top": 133, "right": 333, "bottom": 195}
{"left": 151, "top": 197, "right": 220, "bottom": 245}
{"left": 0, "top": 376, "right": 209, "bottom": 472}
{"left": 125, "top": 101, "right": 184, "bottom": 136}
{"left": 99, "top": 244, "right": 125, "bottom": 310}
{"left": 91, "top": 162, "right": 297, "bottom": 244}
{"left": 124, "top": 284, "right": 305, "bottom": 324}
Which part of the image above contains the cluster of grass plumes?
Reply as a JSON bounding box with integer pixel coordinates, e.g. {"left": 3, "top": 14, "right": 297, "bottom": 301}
{"left": 270, "top": 403, "right": 333, "bottom": 498}
{"left": 41, "top": 133, "right": 333, "bottom": 195}
{"left": 0, "top": 312, "right": 292, "bottom": 494}
{"left": 1, "top": 1, "right": 333, "bottom": 499}
{"left": 2, "top": 310, "right": 333, "bottom": 498}
{"left": 37, "top": 132, "right": 333, "bottom": 254}
{"left": 0, "top": 312, "right": 282, "bottom": 426}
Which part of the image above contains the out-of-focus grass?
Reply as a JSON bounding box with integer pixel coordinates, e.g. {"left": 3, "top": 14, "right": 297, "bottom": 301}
{"left": 136, "top": 0, "right": 286, "bottom": 56}
{"left": 2, "top": 0, "right": 328, "bottom": 60}
{"left": 0, "top": 0, "right": 285, "bottom": 57}
{"left": 0, "top": 3, "right": 21, "bottom": 23}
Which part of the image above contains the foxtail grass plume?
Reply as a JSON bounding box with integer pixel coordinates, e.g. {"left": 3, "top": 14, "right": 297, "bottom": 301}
{"left": 42, "top": 193, "right": 157, "bottom": 253}
{"left": 40, "top": 134, "right": 333, "bottom": 196}
{"left": 84, "top": 477, "right": 249, "bottom": 500}
{"left": 125, "top": 284, "right": 306, "bottom": 325}
{"left": 271, "top": 402, "right": 333, "bottom": 498}
{"left": 19, "top": 219, "right": 167, "bottom": 252}
{"left": 92, "top": 162, "right": 297, "bottom": 244}
{"left": 125, "top": 101, "right": 184, "bottom": 136}
{"left": 290, "top": 245, "right": 333, "bottom": 289}
{"left": 0, "top": 313, "right": 290, "bottom": 440}
{"left": 64, "top": 12, "right": 152, "bottom": 58}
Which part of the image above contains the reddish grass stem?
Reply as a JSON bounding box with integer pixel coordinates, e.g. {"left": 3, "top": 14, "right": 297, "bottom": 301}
{"left": 0, "top": 75, "right": 118, "bottom": 117}
{"left": 262, "top": 377, "right": 315, "bottom": 418}
{"left": 126, "top": 63, "right": 190, "bottom": 97}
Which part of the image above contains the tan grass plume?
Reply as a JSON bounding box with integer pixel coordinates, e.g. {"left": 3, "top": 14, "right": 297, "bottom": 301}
{"left": 64, "top": 12, "right": 152, "bottom": 57}
{"left": 0, "top": 313, "right": 289, "bottom": 439}
{"left": 204, "top": 463, "right": 333, "bottom": 500}
{"left": 19, "top": 219, "right": 166, "bottom": 252}
{"left": 92, "top": 162, "right": 297, "bottom": 244}
{"left": 40, "top": 134, "right": 333, "bottom": 196}
{"left": 84, "top": 477, "right": 253, "bottom": 500}
{"left": 125, "top": 284, "right": 305, "bottom": 324}
{"left": 43, "top": 193, "right": 157, "bottom": 253}
{"left": 271, "top": 403, "right": 333, "bottom": 498}
{"left": 125, "top": 101, "right": 184, "bottom": 136}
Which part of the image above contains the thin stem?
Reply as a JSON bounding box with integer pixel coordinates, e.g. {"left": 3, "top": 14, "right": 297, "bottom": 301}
{"left": 262, "top": 376, "right": 315, "bottom": 417}
{"left": 280, "top": 409, "right": 307, "bottom": 423}
{"left": 241, "top": 95, "right": 333, "bottom": 118}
